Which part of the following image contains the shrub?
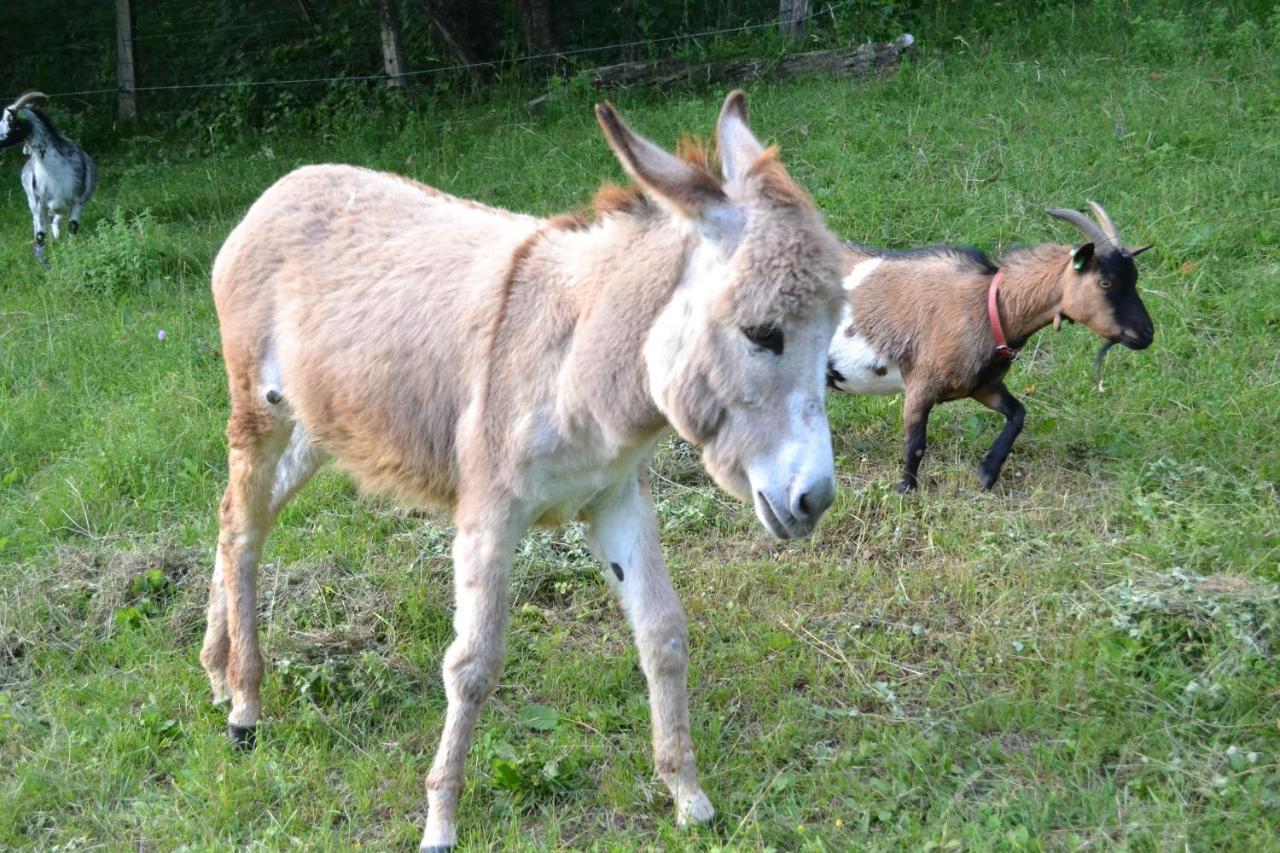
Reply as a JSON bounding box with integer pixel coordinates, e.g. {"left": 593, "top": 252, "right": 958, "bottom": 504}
{"left": 50, "top": 207, "right": 164, "bottom": 299}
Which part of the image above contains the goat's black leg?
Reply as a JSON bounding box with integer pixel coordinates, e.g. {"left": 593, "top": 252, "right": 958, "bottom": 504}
{"left": 898, "top": 391, "right": 934, "bottom": 493}
{"left": 973, "top": 382, "right": 1026, "bottom": 490}
{"left": 33, "top": 231, "right": 49, "bottom": 270}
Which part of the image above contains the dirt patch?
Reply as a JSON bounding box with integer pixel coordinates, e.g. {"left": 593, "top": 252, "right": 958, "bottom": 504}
{"left": 0, "top": 542, "right": 206, "bottom": 659}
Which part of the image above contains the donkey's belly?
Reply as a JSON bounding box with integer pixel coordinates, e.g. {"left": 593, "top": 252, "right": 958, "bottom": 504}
{"left": 828, "top": 331, "right": 904, "bottom": 396}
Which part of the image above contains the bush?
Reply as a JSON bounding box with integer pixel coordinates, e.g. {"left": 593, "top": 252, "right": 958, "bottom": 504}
{"left": 50, "top": 207, "right": 165, "bottom": 299}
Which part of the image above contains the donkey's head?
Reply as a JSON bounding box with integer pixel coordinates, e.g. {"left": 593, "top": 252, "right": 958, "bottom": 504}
{"left": 1047, "top": 202, "right": 1154, "bottom": 350}
{"left": 596, "top": 92, "right": 845, "bottom": 539}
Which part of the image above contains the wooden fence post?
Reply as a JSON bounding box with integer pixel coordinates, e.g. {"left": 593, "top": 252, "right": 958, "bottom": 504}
{"left": 376, "top": 0, "right": 410, "bottom": 89}
{"left": 116, "top": 0, "right": 137, "bottom": 119}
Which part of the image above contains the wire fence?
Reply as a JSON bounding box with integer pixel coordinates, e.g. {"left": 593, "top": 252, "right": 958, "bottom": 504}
{"left": 3, "top": 0, "right": 867, "bottom": 104}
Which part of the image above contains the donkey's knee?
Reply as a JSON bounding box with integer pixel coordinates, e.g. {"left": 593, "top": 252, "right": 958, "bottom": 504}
{"left": 638, "top": 610, "right": 690, "bottom": 679}
{"left": 441, "top": 640, "right": 504, "bottom": 706}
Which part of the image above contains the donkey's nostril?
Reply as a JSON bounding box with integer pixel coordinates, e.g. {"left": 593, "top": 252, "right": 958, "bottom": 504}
{"left": 793, "top": 477, "right": 836, "bottom": 521}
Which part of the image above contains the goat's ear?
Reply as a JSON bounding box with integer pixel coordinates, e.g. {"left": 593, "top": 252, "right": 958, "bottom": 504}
{"left": 1071, "top": 242, "right": 1095, "bottom": 271}
{"left": 1129, "top": 244, "right": 1153, "bottom": 257}
{"left": 595, "top": 101, "right": 742, "bottom": 247}
{"left": 716, "top": 90, "right": 765, "bottom": 183}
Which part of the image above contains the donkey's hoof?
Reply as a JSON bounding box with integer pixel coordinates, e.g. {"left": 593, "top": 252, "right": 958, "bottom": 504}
{"left": 228, "top": 724, "right": 257, "bottom": 751}
{"left": 676, "top": 790, "right": 715, "bottom": 826}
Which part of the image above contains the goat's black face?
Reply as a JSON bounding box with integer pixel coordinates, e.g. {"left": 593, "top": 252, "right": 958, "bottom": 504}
{"left": 0, "top": 109, "right": 32, "bottom": 149}
{"left": 1096, "top": 250, "right": 1154, "bottom": 350}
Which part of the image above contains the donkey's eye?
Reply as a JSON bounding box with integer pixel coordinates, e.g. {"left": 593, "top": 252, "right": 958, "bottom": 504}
{"left": 742, "top": 324, "right": 784, "bottom": 355}
{"left": 1098, "top": 280, "right": 1113, "bottom": 289}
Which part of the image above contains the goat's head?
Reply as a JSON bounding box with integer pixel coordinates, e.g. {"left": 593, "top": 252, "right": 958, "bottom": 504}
{"left": 0, "top": 91, "right": 45, "bottom": 150}
{"left": 596, "top": 91, "right": 845, "bottom": 539}
{"left": 1047, "top": 202, "right": 1154, "bottom": 350}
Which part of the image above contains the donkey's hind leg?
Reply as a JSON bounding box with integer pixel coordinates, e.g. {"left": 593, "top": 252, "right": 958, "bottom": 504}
{"left": 199, "top": 405, "right": 297, "bottom": 750}
{"left": 586, "top": 474, "right": 714, "bottom": 827}
{"left": 200, "top": 424, "right": 323, "bottom": 709}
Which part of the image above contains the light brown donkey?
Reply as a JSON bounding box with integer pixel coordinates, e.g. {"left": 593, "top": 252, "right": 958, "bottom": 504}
{"left": 200, "top": 91, "right": 845, "bottom": 849}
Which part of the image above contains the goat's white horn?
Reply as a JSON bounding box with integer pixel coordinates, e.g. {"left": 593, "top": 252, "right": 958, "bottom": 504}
{"left": 11, "top": 90, "right": 48, "bottom": 110}
{"left": 1086, "top": 200, "right": 1120, "bottom": 247}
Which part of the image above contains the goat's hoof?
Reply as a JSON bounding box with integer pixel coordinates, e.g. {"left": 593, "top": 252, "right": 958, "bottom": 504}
{"left": 69, "top": 221, "right": 79, "bottom": 235}
{"left": 228, "top": 724, "right": 257, "bottom": 752}
{"left": 895, "top": 480, "right": 916, "bottom": 494}
{"left": 978, "top": 470, "right": 999, "bottom": 490}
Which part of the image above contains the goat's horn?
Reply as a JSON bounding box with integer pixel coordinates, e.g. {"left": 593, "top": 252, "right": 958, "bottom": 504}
{"left": 1086, "top": 200, "right": 1120, "bottom": 247}
{"left": 1046, "top": 207, "right": 1109, "bottom": 250}
{"left": 11, "top": 90, "right": 48, "bottom": 110}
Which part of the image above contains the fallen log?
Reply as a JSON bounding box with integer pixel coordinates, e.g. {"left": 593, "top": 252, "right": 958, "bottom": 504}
{"left": 528, "top": 34, "right": 913, "bottom": 111}
{"left": 589, "top": 35, "right": 912, "bottom": 88}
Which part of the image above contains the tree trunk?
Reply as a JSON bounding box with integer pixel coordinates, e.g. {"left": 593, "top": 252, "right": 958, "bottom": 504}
{"left": 778, "top": 0, "right": 811, "bottom": 42}
{"left": 375, "top": 0, "right": 410, "bottom": 89}
{"left": 296, "top": 0, "right": 319, "bottom": 30}
{"left": 115, "top": 0, "right": 137, "bottom": 119}
{"left": 518, "top": 0, "right": 557, "bottom": 56}
{"left": 418, "top": 0, "right": 486, "bottom": 81}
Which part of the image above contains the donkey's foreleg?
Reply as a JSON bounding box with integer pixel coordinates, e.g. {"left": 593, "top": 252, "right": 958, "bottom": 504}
{"left": 201, "top": 415, "right": 291, "bottom": 750}
{"left": 587, "top": 476, "right": 714, "bottom": 827}
{"left": 421, "top": 515, "right": 520, "bottom": 852}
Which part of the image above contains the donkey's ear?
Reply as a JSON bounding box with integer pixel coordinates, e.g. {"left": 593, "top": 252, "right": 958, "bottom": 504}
{"left": 716, "top": 90, "right": 765, "bottom": 183}
{"left": 595, "top": 101, "right": 742, "bottom": 246}
{"left": 595, "top": 102, "right": 728, "bottom": 218}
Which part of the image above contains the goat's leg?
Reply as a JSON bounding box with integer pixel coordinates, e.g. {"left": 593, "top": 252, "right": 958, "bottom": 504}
{"left": 586, "top": 475, "right": 713, "bottom": 826}
{"left": 201, "top": 411, "right": 292, "bottom": 750}
{"left": 30, "top": 205, "right": 49, "bottom": 269}
{"left": 201, "top": 423, "right": 322, "bottom": 709}
{"left": 50, "top": 214, "right": 62, "bottom": 240}
{"left": 898, "top": 389, "right": 934, "bottom": 493}
{"left": 421, "top": 509, "right": 521, "bottom": 852}
{"left": 972, "top": 383, "right": 1026, "bottom": 490}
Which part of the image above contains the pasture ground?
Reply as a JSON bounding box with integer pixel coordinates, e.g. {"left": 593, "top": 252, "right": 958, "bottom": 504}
{"left": 2, "top": 18, "right": 1278, "bottom": 851}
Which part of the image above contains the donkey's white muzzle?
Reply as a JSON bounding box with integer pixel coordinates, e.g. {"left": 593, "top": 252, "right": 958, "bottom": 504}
{"left": 746, "top": 395, "right": 836, "bottom": 539}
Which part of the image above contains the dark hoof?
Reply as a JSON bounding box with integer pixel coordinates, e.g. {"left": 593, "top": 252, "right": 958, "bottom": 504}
{"left": 228, "top": 724, "right": 257, "bottom": 751}
{"left": 69, "top": 221, "right": 79, "bottom": 235}
{"left": 978, "top": 469, "right": 1000, "bottom": 490}
{"left": 895, "top": 480, "right": 916, "bottom": 494}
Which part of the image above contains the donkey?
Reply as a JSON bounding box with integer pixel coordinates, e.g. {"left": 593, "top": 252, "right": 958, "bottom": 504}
{"left": 200, "top": 91, "right": 845, "bottom": 849}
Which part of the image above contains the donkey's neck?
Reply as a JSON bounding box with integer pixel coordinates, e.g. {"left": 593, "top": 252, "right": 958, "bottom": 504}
{"left": 547, "top": 215, "right": 693, "bottom": 445}
{"left": 995, "top": 243, "right": 1073, "bottom": 346}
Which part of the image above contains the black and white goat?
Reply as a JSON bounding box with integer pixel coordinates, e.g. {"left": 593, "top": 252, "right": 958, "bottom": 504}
{"left": 827, "top": 203, "right": 1154, "bottom": 492}
{"left": 0, "top": 91, "right": 97, "bottom": 267}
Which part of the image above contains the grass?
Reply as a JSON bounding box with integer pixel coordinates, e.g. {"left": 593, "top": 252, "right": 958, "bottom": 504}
{"left": 2, "top": 19, "right": 1279, "bottom": 851}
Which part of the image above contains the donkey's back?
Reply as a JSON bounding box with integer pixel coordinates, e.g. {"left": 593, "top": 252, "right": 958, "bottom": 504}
{"left": 212, "top": 164, "right": 541, "bottom": 505}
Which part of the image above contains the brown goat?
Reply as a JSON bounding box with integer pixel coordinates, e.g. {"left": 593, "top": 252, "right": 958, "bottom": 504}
{"left": 827, "top": 202, "right": 1153, "bottom": 492}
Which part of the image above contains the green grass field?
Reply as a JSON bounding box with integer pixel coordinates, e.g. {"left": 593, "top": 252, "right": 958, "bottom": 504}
{"left": 2, "top": 20, "right": 1278, "bottom": 851}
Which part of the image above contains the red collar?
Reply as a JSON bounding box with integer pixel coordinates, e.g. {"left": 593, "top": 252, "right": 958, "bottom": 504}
{"left": 987, "top": 269, "right": 1018, "bottom": 360}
